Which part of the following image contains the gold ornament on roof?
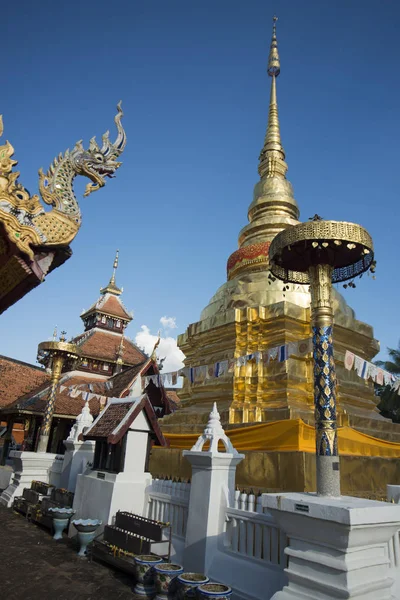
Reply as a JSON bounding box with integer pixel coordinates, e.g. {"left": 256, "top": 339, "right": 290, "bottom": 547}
{"left": 151, "top": 332, "right": 161, "bottom": 361}
{"left": 259, "top": 16, "right": 287, "bottom": 179}
{"left": 0, "top": 104, "right": 126, "bottom": 260}
{"left": 100, "top": 249, "right": 122, "bottom": 295}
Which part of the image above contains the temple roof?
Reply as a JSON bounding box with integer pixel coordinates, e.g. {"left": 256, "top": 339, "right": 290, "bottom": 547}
{"left": 105, "top": 362, "right": 148, "bottom": 397}
{"left": 164, "top": 389, "right": 181, "bottom": 410}
{"left": 2, "top": 358, "right": 176, "bottom": 421}
{"left": 73, "top": 329, "right": 146, "bottom": 365}
{"left": 0, "top": 355, "right": 50, "bottom": 409}
{"left": 3, "top": 373, "right": 108, "bottom": 417}
{"left": 80, "top": 292, "right": 132, "bottom": 321}
{"left": 84, "top": 396, "right": 168, "bottom": 446}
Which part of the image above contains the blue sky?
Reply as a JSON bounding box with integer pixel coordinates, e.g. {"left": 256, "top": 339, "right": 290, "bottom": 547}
{"left": 1, "top": 0, "right": 399, "bottom": 367}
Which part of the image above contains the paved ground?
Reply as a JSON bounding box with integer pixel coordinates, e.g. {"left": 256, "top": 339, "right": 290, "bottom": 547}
{"left": 0, "top": 505, "right": 134, "bottom": 599}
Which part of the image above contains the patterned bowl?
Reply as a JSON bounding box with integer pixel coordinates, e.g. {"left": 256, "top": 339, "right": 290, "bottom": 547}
{"left": 153, "top": 562, "right": 184, "bottom": 596}
{"left": 176, "top": 573, "right": 209, "bottom": 599}
{"left": 133, "top": 554, "right": 164, "bottom": 597}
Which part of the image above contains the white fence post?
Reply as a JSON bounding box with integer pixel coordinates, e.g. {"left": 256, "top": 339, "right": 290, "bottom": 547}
{"left": 182, "top": 403, "right": 244, "bottom": 574}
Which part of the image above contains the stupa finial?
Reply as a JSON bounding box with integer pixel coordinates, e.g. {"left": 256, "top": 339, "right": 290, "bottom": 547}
{"left": 268, "top": 16, "right": 280, "bottom": 76}
{"left": 258, "top": 16, "right": 288, "bottom": 179}
{"left": 190, "top": 402, "right": 240, "bottom": 455}
{"left": 100, "top": 250, "right": 122, "bottom": 296}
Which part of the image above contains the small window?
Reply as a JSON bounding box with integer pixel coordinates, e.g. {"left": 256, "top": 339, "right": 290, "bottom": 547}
{"left": 101, "top": 316, "right": 106, "bottom": 324}
{"left": 116, "top": 320, "right": 121, "bottom": 328}
{"left": 103, "top": 364, "right": 109, "bottom": 371}
{"left": 93, "top": 439, "right": 125, "bottom": 473}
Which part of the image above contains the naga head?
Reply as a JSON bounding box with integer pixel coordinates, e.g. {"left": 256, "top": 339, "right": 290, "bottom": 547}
{"left": 70, "top": 102, "right": 127, "bottom": 197}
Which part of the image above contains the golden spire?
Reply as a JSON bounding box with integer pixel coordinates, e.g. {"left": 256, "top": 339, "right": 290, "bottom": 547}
{"left": 234, "top": 15, "right": 300, "bottom": 251}
{"left": 100, "top": 250, "right": 122, "bottom": 295}
{"left": 258, "top": 16, "right": 288, "bottom": 179}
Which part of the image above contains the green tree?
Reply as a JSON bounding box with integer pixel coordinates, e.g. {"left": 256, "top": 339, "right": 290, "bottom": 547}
{"left": 375, "top": 341, "right": 400, "bottom": 422}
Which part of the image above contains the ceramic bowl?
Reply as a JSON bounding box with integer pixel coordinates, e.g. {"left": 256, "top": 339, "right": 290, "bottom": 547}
{"left": 197, "top": 583, "right": 232, "bottom": 599}
{"left": 48, "top": 507, "right": 75, "bottom": 520}
{"left": 71, "top": 518, "right": 102, "bottom": 533}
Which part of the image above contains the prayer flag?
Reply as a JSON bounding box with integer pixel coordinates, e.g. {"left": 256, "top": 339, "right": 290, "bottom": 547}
{"left": 298, "top": 338, "right": 313, "bottom": 356}
{"left": 268, "top": 347, "right": 278, "bottom": 362}
{"left": 376, "top": 369, "right": 384, "bottom": 386}
{"left": 354, "top": 356, "right": 368, "bottom": 379}
{"left": 344, "top": 351, "right": 355, "bottom": 371}
{"left": 278, "top": 345, "right": 288, "bottom": 362}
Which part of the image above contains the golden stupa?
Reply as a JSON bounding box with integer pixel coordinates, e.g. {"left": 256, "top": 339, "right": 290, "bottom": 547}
{"left": 152, "top": 18, "right": 400, "bottom": 495}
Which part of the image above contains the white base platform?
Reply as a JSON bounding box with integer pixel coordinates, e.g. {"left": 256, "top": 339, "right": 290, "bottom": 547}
{"left": 0, "top": 451, "right": 58, "bottom": 507}
{"left": 263, "top": 492, "right": 400, "bottom": 600}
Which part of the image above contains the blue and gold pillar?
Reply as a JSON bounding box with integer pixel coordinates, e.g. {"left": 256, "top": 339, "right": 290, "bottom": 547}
{"left": 309, "top": 264, "right": 340, "bottom": 496}
{"left": 36, "top": 335, "right": 79, "bottom": 454}
{"left": 37, "top": 354, "right": 64, "bottom": 453}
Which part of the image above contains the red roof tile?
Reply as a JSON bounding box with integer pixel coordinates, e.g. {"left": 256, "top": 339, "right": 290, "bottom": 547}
{"left": 4, "top": 375, "right": 109, "bottom": 418}
{"left": 81, "top": 293, "right": 132, "bottom": 321}
{"left": 86, "top": 400, "right": 133, "bottom": 438}
{"left": 73, "top": 329, "right": 146, "bottom": 365}
{"left": 0, "top": 356, "right": 50, "bottom": 409}
{"left": 165, "top": 390, "right": 181, "bottom": 406}
{"left": 99, "top": 295, "right": 132, "bottom": 320}
{"left": 85, "top": 396, "right": 168, "bottom": 446}
{"left": 105, "top": 362, "right": 148, "bottom": 397}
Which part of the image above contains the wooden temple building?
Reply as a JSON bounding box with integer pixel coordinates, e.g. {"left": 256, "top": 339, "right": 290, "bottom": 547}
{"left": 0, "top": 258, "right": 177, "bottom": 458}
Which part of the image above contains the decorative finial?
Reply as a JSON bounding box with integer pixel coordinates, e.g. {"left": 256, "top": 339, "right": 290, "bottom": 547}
{"left": 100, "top": 250, "right": 122, "bottom": 296}
{"left": 268, "top": 16, "right": 280, "bottom": 76}
{"left": 111, "top": 249, "right": 119, "bottom": 284}
{"left": 60, "top": 330, "right": 67, "bottom": 342}
{"left": 258, "top": 15, "right": 287, "bottom": 179}
{"left": 52, "top": 326, "right": 58, "bottom": 341}
{"left": 115, "top": 334, "right": 125, "bottom": 373}
{"left": 151, "top": 331, "right": 161, "bottom": 361}
{"left": 189, "top": 402, "right": 240, "bottom": 455}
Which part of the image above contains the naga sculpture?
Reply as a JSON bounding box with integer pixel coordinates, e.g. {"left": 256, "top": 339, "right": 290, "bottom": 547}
{"left": 0, "top": 103, "right": 126, "bottom": 260}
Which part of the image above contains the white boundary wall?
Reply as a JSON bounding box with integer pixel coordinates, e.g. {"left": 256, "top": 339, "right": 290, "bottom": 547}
{"left": 146, "top": 478, "right": 287, "bottom": 600}
{"left": 147, "top": 478, "right": 190, "bottom": 564}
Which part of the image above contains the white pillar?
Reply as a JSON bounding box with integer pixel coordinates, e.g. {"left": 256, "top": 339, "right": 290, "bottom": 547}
{"left": 263, "top": 492, "right": 400, "bottom": 600}
{"left": 182, "top": 403, "right": 244, "bottom": 574}
{"left": 60, "top": 439, "right": 94, "bottom": 492}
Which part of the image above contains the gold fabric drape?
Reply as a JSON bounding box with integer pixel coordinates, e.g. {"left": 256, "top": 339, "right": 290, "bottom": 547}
{"left": 164, "top": 419, "right": 400, "bottom": 458}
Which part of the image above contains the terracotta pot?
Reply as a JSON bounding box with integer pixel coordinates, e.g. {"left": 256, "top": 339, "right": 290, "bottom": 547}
{"left": 197, "top": 583, "right": 232, "bottom": 599}
{"left": 176, "top": 573, "right": 209, "bottom": 599}
{"left": 153, "top": 563, "right": 184, "bottom": 599}
{"left": 133, "top": 554, "right": 164, "bottom": 598}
